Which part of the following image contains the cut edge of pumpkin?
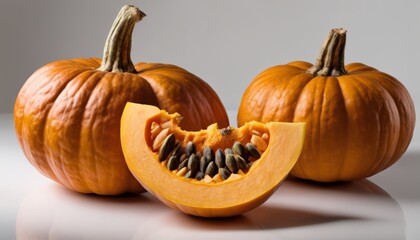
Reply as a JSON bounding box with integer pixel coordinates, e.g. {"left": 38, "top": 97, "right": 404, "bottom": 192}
{"left": 121, "top": 102, "right": 305, "bottom": 217}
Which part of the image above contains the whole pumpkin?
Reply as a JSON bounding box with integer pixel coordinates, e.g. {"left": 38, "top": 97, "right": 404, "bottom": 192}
{"left": 14, "top": 5, "right": 229, "bottom": 195}
{"left": 237, "top": 28, "right": 415, "bottom": 182}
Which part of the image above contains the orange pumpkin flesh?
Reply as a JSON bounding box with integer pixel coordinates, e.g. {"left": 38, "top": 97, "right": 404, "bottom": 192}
{"left": 121, "top": 102, "right": 305, "bottom": 217}
{"left": 237, "top": 28, "right": 415, "bottom": 182}
{"left": 14, "top": 5, "right": 228, "bottom": 195}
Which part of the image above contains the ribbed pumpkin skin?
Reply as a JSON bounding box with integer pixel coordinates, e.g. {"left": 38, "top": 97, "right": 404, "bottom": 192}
{"left": 15, "top": 58, "right": 229, "bottom": 195}
{"left": 135, "top": 62, "right": 229, "bottom": 130}
{"left": 14, "top": 6, "right": 229, "bottom": 195}
{"left": 238, "top": 61, "right": 415, "bottom": 182}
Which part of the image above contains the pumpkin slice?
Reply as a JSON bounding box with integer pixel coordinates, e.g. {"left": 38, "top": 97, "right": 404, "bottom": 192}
{"left": 121, "top": 103, "right": 305, "bottom": 217}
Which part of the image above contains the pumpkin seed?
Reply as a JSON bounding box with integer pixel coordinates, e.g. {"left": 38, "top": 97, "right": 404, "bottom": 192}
{"left": 203, "top": 175, "right": 213, "bottom": 183}
{"left": 224, "top": 148, "right": 234, "bottom": 155}
{"left": 225, "top": 154, "right": 238, "bottom": 173}
{"left": 186, "top": 141, "right": 196, "bottom": 157}
{"left": 234, "top": 155, "right": 248, "bottom": 171}
{"left": 215, "top": 148, "right": 226, "bottom": 168}
{"left": 167, "top": 156, "right": 179, "bottom": 171}
{"left": 203, "top": 146, "right": 214, "bottom": 161}
{"left": 178, "top": 157, "right": 188, "bottom": 170}
{"left": 262, "top": 133, "right": 269, "bottom": 141}
{"left": 199, "top": 156, "right": 210, "bottom": 173}
{"left": 158, "top": 134, "right": 175, "bottom": 162}
{"left": 227, "top": 173, "right": 242, "bottom": 181}
{"left": 246, "top": 143, "right": 261, "bottom": 159}
{"left": 251, "top": 129, "right": 261, "bottom": 136}
{"left": 219, "top": 168, "right": 232, "bottom": 180}
{"left": 160, "top": 120, "right": 174, "bottom": 129}
{"left": 187, "top": 153, "right": 199, "bottom": 174}
{"left": 195, "top": 172, "right": 204, "bottom": 180}
{"left": 233, "top": 142, "right": 248, "bottom": 159}
{"left": 185, "top": 170, "right": 195, "bottom": 178}
{"left": 171, "top": 142, "right": 181, "bottom": 158}
{"left": 180, "top": 153, "right": 187, "bottom": 161}
{"left": 176, "top": 167, "right": 187, "bottom": 176}
{"left": 205, "top": 161, "right": 218, "bottom": 177}
{"left": 212, "top": 173, "right": 223, "bottom": 182}
{"left": 251, "top": 134, "right": 268, "bottom": 151}
{"left": 152, "top": 128, "right": 169, "bottom": 151}
{"left": 151, "top": 124, "right": 162, "bottom": 139}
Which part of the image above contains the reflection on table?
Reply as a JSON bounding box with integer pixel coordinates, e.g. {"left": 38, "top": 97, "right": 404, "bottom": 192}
{"left": 16, "top": 177, "right": 405, "bottom": 240}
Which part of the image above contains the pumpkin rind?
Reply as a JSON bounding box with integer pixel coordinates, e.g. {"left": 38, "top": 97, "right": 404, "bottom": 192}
{"left": 14, "top": 5, "right": 229, "bottom": 195}
{"left": 238, "top": 29, "right": 415, "bottom": 182}
{"left": 121, "top": 102, "right": 305, "bottom": 217}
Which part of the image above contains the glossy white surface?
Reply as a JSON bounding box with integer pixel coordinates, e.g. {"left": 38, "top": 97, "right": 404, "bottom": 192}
{"left": 1, "top": 113, "right": 419, "bottom": 240}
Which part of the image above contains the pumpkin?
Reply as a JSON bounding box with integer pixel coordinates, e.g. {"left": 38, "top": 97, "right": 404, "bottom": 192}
{"left": 121, "top": 102, "right": 305, "bottom": 217}
{"left": 237, "top": 28, "right": 415, "bottom": 182}
{"left": 14, "top": 5, "right": 229, "bottom": 195}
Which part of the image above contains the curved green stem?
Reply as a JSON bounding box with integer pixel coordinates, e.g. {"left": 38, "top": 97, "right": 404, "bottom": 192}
{"left": 98, "top": 5, "right": 146, "bottom": 73}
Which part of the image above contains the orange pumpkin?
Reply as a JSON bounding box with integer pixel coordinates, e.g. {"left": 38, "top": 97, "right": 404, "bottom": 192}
{"left": 14, "top": 5, "right": 229, "bottom": 195}
{"left": 238, "top": 28, "right": 415, "bottom": 182}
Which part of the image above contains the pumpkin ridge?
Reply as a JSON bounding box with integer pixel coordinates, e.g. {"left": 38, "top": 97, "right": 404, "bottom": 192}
{"left": 286, "top": 72, "right": 315, "bottom": 122}
{"left": 339, "top": 75, "right": 374, "bottom": 178}
{"left": 26, "top": 67, "right": 90, "bottom": 182}
{"left": 322, "top": 76, "right": 350, "bottom": 180}
{"left": 238, "top": 28, "right": 415, "bottom": 182}
{"left": 292, "top": 73, "right": 313, "bottom": 122}
{"left": 141, "top": 72, "right": 228, "bottom": 130}
{"left": 314, "top": 77, "right": 327, "bottom": 178}
{"left": 351, "top": 74, "right": 401, "bottom": 174}
{"left": 77, "top": 71, "right": 109, "bottom": 193}
{"left": 333, "top": 76, "right": 350, "bottom": 180}
{"left": 293, "top": 76, "right": 330, "bottom": 179}
{"left": 260, "top": 69, "right": 307, "bottom": 122}
{"left": 343, "top": 74, "right": 397, "bottom": 178}
{"left": 43, "top": 70, "right": 99, "bottom": 189}
{"left": 368, "top": 71, "right": 415, "bottom": 162}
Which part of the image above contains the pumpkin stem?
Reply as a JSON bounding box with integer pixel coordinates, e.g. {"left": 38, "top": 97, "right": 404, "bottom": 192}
{"left": 307, "top": 28, "right": 348, "bottom": 77}
{"left": 98, "top": 5, "right": 146, "bottom": 73}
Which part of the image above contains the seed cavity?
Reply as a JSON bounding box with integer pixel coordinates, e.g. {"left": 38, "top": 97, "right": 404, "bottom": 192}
{"left": 150, "top": 121, "right": 269, "bottom": 184}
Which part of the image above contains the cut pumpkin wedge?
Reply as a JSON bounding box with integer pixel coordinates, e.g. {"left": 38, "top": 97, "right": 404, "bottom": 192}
{"left": 121, "top": 102, "right": 305, "bottom": 217}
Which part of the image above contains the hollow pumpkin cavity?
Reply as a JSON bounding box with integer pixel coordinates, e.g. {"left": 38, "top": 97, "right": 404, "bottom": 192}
{"left": 121, "top": 103, "right": 305, "bottom": 217}
{"left": 150, "top": 112, "right": 269, "bottom": 183}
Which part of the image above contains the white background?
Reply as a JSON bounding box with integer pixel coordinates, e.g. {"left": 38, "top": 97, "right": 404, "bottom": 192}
{"left": 1, "top": 1, "right": 419, "bottom": 126}
{"left": 1, "top": 0, "right": 419, "bottom": 239}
